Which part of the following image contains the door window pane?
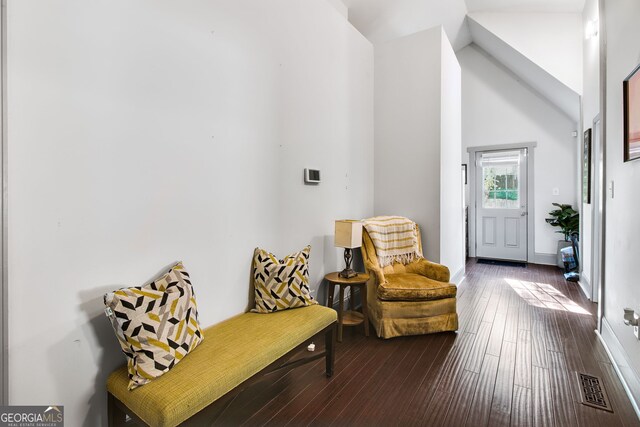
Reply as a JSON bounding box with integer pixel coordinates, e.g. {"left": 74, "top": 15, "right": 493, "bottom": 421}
{"left": 481, "top": 151, "right": 520, "bottom": 209}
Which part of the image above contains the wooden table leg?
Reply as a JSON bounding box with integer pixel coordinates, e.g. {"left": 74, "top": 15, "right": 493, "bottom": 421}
{"left": 327, "top": 282, "right": 335, "bottom": 308}
{"left": 338, "top": 286, "right": 345, "bottom": 342}
{"left": 360, "top": 283, "right": 369, "bottom": 337}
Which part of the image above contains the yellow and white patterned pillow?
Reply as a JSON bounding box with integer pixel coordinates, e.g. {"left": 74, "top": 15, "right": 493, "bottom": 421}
{"left": 104, "top": 262, "right": 204, "bottom": 390}
{"left": 252, "top": 245, "right": 317, "bottom": 313}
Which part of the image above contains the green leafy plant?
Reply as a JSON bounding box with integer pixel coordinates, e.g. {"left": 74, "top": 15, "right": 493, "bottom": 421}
{"left": 545, "top": 203, "right": 579, "bottom": 241}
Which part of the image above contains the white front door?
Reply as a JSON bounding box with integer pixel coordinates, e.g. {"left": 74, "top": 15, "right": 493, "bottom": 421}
{"left": 475, "top": 149, "right": 528, "bottom": 261}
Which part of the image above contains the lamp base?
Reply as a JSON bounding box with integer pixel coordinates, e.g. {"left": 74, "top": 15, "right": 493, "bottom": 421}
{"left": 338, "top": 268, "right": 358, "bottom": 279}
{"left": 339, "top": 248, "right": 358, "bottom": 279}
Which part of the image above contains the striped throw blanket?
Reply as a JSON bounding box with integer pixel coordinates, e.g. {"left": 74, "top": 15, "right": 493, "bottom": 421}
{"left": 363, "top": 216, "right": 422, "bottom": 267}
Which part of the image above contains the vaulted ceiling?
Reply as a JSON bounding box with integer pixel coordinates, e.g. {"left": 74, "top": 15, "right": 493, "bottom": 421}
{"left": 342, "top": 0, "right": 586, "bottom": 121}
{"left": 466, "top": 0, "right": 585, "bottom": 12}
{"left": 343, "top": 0, "right": 585, "bottom": 50}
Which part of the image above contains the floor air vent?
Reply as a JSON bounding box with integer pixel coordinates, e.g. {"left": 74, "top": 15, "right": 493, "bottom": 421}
{"left": 576, "top": 372, "right": 613, "bottom": 412}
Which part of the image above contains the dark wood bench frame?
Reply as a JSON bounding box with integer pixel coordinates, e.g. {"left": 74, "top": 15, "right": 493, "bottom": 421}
{"left": 108, "top": 321, "right": 336, "bottom": 426}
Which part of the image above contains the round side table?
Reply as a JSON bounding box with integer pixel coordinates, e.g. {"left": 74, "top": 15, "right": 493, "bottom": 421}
{"left": 324, "top": 272, "right": 370, "bottom": 342}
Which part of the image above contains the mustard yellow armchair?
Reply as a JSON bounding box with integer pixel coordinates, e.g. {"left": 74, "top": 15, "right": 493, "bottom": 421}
{"left": 361, "top": 225, "right": 458, "bottom": 339}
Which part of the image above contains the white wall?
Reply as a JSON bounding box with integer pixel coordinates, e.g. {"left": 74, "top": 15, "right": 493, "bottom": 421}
{"left": 468, "top": 11, "right": 584, "bottom": 95}
{"left": 580, "top": 0, "right": 600, "bottom": 288}
{"left": 7, "top": 1, "right": 373, "bottom": 425}
{"left": 374, "top": 26, "right": 465, "bottom": 277}
{"left": 325, "top": 0, "right": 348, "bottom": 18}
{"left": 439, "top": 31, "right": 465, "bottom": 278}
{"left": 459, "top": 44, "right": 578, "bottom": 257}
{"left": 374, "top": 27, "right": 443, "bottom": 262}
{"left": 602, "top": 0, "right": 640, "bottom": 403}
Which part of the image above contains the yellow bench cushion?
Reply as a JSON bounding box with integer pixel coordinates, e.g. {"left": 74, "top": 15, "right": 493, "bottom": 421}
{"left": 107, "top": 304, "right": 337, "bottom": 427}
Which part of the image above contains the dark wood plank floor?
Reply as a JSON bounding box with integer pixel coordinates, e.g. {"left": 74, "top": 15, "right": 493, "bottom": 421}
{"left": 215, "top": 259, "right": 640, "bottom": 426}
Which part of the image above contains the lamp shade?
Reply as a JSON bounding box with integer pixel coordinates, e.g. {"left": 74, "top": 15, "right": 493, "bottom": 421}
{"left": 334, "top": 220, "right": 363, "bottom": 249}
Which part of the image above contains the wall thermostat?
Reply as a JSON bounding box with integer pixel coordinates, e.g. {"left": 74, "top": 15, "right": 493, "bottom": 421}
{"left": 304, "top": 168, "right": 321, "bottom": 184}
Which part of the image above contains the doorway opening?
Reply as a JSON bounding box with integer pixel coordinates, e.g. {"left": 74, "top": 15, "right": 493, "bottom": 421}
{"left": 467, "top": 142, "right": 537, "bottom": 264}
{"left": 475, "top": 148, "right": 528, "bottom": 262}
{"left": 590, "top": 116, "right": 603, "bottom": 304}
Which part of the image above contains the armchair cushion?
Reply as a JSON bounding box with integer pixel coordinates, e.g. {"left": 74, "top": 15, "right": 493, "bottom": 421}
{"left": 405, "top": 258, "right": 451, "bottom": 282}
{"left": 378, "top": 273, "right": 457, "bottom": 301}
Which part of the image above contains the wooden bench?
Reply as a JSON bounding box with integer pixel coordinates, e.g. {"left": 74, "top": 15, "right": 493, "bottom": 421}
{"left": 107, "top": 305, "right": 337, "bottom": 427}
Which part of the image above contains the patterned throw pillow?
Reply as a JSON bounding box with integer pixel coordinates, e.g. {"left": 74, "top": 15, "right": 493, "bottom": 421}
{"left": 252, "top": 245, "right": 317, "bottom": 313}
{"left": 104, "top": 262, "right": 204, "bottom": 390}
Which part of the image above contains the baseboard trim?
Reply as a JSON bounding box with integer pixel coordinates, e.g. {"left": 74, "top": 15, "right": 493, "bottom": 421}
{"left": 451, "top": 267, "right": 465, "bottom": 286}
{"left": 578, "top": 276, "right": 592, "bottom": 300}
{"left": 533, "top": 252, "right": 556, "bottom": 266}
{"left": 596, "top": 318, "right": 640, "bottom": 420}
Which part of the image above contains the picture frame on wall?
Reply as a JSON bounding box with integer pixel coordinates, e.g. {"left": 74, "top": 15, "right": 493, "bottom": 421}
{"left": 583, "top": 128, "right": 592, "bottom": 204}
{"left": 623, "top": 63, "right": 640, "bottom": 162}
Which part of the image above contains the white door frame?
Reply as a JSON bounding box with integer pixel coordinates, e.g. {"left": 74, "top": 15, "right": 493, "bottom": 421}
{"left": 467, "top": 142, "right": 537, "bottom": 261}
{"left": 590, "top": 115, "right": 603, "bottom": 304}
{"left": 1, "top": 0, "right": 7, "bottom": 406}
{"left": 595, "top": 0, "right": 607, "bottom": 332}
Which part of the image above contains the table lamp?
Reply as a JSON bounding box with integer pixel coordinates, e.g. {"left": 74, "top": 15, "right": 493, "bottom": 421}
{"left": 334, "top": 220, "right": 363, "bottom": 278}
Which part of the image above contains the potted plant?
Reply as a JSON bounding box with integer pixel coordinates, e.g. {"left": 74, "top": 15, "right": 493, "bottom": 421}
{"left": 545, "top": 203, "right": 579, "bottom": 268}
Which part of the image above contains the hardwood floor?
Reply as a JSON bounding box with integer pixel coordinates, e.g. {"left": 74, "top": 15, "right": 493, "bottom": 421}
{"left": 215, "top": 259, "right": 640, "bottom": 426}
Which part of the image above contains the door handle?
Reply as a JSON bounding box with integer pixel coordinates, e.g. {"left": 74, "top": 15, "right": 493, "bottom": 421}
{"left": 521, "top": 211, "right": 527, "bottom": 216}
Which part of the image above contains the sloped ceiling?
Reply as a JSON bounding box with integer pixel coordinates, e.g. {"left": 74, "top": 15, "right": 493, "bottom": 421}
{"left": 344, "top": 0, "right": 585, "bottom": 49}
{"left": 467, "top": 16, "right": 581, "bottom": 121}
{"left": 343, "top": 0, "right": 585, "bottom": 122}
{"left": 466, "top": 0, "right": 585, "bottom": 13}
{"left": 469, "top": 11, "right": 584, "bottom": 94}
{"left": 343, "top": 0, "right": 471, "bottom": 50}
